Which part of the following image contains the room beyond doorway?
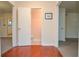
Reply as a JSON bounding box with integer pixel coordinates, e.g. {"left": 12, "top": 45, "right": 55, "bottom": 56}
{"left": 58, "top": 1, "right": 78, "bottom": 57}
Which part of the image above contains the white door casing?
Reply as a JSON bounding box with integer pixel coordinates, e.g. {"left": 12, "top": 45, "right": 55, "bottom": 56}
{"left": 12, "top": 7, "right": 17, "bottom": 47}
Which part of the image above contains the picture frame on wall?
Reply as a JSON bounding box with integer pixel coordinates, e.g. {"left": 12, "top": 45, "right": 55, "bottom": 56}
{"left": 45, "top": 13, "right": 53, "bottom": 20}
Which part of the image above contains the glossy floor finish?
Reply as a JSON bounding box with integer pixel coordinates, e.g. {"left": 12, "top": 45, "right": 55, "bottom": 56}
{"left": 2, "top": 45, "right": 63, "bottom": 57}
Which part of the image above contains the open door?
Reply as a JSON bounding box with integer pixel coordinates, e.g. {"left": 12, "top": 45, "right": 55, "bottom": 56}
{"left": 18, "top": 8, "right": 31, "bottom": 46}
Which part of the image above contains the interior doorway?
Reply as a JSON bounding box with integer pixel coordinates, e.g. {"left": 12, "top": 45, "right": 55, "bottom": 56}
{"left": 31, "top": 8, "right": 42, "bottom": 45}
{"left": 17, "top": 8, "right": 42, "bottom": 46}
{"left": 58, "top": 1, "right": 78, "bottom": 57}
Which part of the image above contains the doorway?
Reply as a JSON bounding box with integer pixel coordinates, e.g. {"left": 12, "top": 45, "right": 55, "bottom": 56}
{"left": 17, "top": 8, "right": 42, "bottom": 46}
{"left": 31, "top": 8, "right": 42, "bottom": 45}
{"left": 58, "top": 1, "right": 78, "bottom": 57}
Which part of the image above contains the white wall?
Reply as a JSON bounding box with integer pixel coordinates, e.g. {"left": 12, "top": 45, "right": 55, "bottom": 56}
{"left": 66, "top": 13, "right": 78, "bottom": 38}
{"left": 41, "top": 8, "right": 58, "bottom": 46}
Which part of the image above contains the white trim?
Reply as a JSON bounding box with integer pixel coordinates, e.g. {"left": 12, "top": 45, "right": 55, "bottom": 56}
{"left": 12, "top": 7, "right": 18, "bottom": 47}
{"left": 56, "top": 1, "right": 61, "bottom": 46}
{"left": 56, "top": 4, "right": 59, "bottom": 47}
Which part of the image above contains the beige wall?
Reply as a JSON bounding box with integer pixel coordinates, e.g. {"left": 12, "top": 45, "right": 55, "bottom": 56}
{"left": 14, "top": 1, "right": 57, "bottom": 9}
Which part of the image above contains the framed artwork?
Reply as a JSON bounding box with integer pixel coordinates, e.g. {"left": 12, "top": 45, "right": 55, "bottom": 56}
{"left": 45, "top": 13, "right": 53, "bottom": 20}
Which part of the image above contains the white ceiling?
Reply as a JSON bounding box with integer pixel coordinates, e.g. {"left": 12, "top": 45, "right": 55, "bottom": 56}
{"left": 60, "top": 1, "right": 79, "bottom": 13}
{"left": 0, "top": 1, "right": 12, "bottom": 13}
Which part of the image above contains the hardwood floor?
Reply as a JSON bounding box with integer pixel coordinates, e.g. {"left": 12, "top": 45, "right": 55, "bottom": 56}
{"left": 2, "top": 45, "right": 62, "bottom": 57}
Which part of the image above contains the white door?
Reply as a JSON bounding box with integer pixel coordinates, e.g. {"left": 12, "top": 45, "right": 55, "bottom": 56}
{"left": 59, "top": 8, "right": 65, "bottom": 41}
{"left": 18, "top": 8, "right": 31, "bottom": 46}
